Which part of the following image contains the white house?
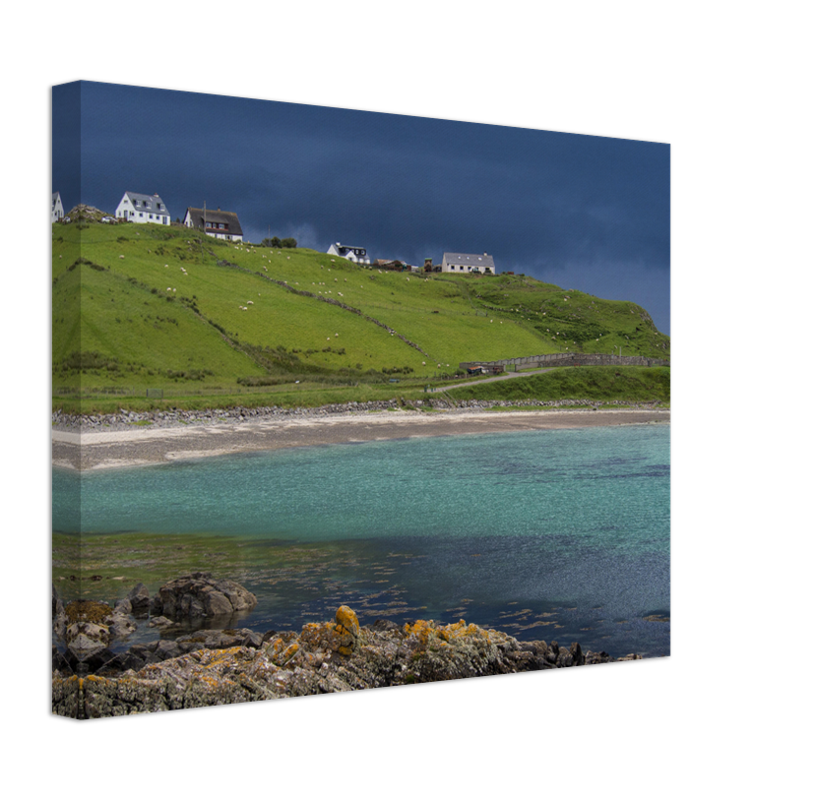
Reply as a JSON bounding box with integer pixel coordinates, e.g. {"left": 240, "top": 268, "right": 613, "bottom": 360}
{"left": 327, "top": 243, "right": 370, "bottom": 264}
{"left": 441, "top": 252, "right": 496, "bottom": 274}
{"left": 51, "top": 192, "right": 64, "bottom": 223}
{"left": 116, "top": 192, "right": 171, "bottom": 225}
{"left": 183, "top": 207, "right": 243, "bottom": 242}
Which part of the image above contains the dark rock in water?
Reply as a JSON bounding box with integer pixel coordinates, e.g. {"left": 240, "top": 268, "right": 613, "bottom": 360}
{"left": 114, "top": 598, "right": 132, "bottom": 616}
{"left": 127, "top": 583, "right": 151, "bottom": 613}
{"left": 151, "top": 572, "right": 257, "bottom": 620}
{"left": 148, "top": 615, "right": 174, "bottom": 628}
{"left": 63, "top": 646, "right": 118, "bottom": 676}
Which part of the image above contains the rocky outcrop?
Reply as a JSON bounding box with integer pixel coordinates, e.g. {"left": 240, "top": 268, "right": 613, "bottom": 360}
{"left": 52, "top": 576, "right": 260, "bottom": 677}
{"left": 53, "top": 606, "right": 634, "bottom": 719}
{"left": 126, "top": 583, "right": 151, "bottom": 613}
{"left": 150, "top": 572, "right": 258, "bottom": 620}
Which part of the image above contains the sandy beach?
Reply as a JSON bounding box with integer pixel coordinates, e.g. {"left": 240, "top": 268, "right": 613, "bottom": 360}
{"left": 52, "top": 408, "right": 669, "bottom": 471}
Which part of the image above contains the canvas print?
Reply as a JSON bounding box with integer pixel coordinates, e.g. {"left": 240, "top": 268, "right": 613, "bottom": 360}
{"left": 51, "top": 81, "right": 670, "bottom": 719}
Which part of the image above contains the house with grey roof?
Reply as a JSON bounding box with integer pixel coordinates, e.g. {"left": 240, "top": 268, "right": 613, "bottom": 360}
{"left": 51, "top": 192, "right": 64, "bottom": 223}
{"left": 183, "top": 207, "right": 243, "bottom": 242}
{"left": 116, "top": 192, "right": 171, "bottom": 225}
{"left": 441, "top": 252, "right": 496, "bottom": 274}
{"left": 327, "top": 242, "right": 370, "bottom": 264}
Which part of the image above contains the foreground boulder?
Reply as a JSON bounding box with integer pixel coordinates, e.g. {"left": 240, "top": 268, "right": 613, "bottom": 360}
{"left": 151, "top": 572, "right": 257, "bottom": 619}
{"left": 53, "top": 606, "right": 634, "bottom": 719}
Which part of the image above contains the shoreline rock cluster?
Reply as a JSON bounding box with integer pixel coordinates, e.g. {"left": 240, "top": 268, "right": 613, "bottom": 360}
{"left": 52, "top": 399, "right": 666, "bottom": 433}
{"left": 53, "top": 576, "right": 644, "bottom": 719}
{"left": 53, "top": 573, "right": 258, "bottom": 675}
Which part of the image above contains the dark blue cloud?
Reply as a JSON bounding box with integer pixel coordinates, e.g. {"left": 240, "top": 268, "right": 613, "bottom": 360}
{"left": 52, "top": 81, "right": 670, "bottom": 333}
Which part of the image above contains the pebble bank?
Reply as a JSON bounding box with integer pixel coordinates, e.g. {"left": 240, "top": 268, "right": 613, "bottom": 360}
{"left": 53, "top": 398, "right": 665, "bottom": 433}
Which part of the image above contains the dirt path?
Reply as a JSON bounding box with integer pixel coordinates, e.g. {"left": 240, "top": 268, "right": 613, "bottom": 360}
{"left": 433, "top": 367, "right": 556, "bottom": 392}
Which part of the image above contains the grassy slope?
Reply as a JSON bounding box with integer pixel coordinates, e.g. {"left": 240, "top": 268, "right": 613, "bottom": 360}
{"left": 52, "top": 222, "right": 670, "bottom": 411}
{"left": 445, "top": 366, "right": 671, "bottom": 404}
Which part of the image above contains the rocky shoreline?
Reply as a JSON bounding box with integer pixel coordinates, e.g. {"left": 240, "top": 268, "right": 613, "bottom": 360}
{"left": 52, "top": 398, "right": 668, "bottom": 433}
{"left": 52, "top": 574, "right": 645, "bottom": 719}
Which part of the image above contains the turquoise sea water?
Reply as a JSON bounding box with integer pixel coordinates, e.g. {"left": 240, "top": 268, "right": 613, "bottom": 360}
{"left": 53, "top": 424, "right": 670, "bottom": 657}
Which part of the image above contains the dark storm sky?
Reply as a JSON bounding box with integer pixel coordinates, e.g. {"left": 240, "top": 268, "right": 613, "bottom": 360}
{"left": 52, "top": 81, "right": 670, "bottom": 333}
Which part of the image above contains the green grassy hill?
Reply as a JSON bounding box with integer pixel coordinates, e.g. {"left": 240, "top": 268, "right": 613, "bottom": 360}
{"left": 446, "top": 366, "right": 670, "bottom": 404}
{"left": 52, "top": 221, "right": 669, "bottom": 411}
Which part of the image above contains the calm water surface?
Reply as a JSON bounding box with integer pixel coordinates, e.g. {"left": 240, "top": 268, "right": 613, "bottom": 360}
{"left": 53, "top": 424, "right": 670, "bottom": 657}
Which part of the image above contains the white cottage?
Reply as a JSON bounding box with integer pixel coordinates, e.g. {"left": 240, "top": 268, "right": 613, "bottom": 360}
{"left": 183, "top": 207, "right": 243, "bottom": 242}
{"left": 327, "top": 243, "right": 370, "bottom": 264}
{"left": 51, "top": 192, "right": 64, "bottom": 223}
{"left": 116, "top": 192, "right": 171, "bottom": 225}
{"left": 441, "top": 252, "right": 496, "bottom": 274}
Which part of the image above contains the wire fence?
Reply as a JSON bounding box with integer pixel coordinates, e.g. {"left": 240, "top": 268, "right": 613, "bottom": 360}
{"left": 52, "top": 379, "right": 434, "bottom": 400}
{"left": 53, "top": 385, "right": 290, "bottom": 399}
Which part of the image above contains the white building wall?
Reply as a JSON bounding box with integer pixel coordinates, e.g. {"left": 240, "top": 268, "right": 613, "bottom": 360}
{"left": 116, "top": 193, "right": 170, "bottom": 224}
{"left": 442, "top": 254, "right": 472, "bottom": 273}
{"left": 182, "top": 210, "right": 242, "bottom": 241}
{"left": 51, "top": 193, "right": 64, "bottom": 223}
{"left": 441, "top": 254, "right": 493, "bottom": 273}
{"left": 206, "top": 230, "right": 243, "bottom": 242}
{"left": 327, "top": 243, "right": 369, "bottom": 263}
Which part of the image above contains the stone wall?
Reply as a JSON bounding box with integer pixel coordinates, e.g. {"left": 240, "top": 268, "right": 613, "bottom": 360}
{"left": 460, "top": 353, "right": 670, "bottom": 370}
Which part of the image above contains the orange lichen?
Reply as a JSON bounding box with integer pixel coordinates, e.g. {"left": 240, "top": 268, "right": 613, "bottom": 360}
{"left": 331, "top": 606, "right": 360, "bottom": 655}
{"left": 404, "top": 619, "right": 437, "bottom": 648}
{"left": 279, "top": 642, "right": 299, "bottom": 662}
{"left": 65, "top": 600, "right": 113, "bottom": 625}
{"left": 335, "top": 606, "right": 360, "bottom": 637}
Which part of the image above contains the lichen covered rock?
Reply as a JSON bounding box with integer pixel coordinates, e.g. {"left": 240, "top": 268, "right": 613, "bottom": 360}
{"left": 53, "top": 605, "right": 631, "bottom": 719}
{"left": 334, "top": 605, "right": 360, "bottom": 655}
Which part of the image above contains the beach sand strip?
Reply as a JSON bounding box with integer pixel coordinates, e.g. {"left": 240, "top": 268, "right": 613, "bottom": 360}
{"left": 52, "top": 408, "right": 670, "bottom": 471}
